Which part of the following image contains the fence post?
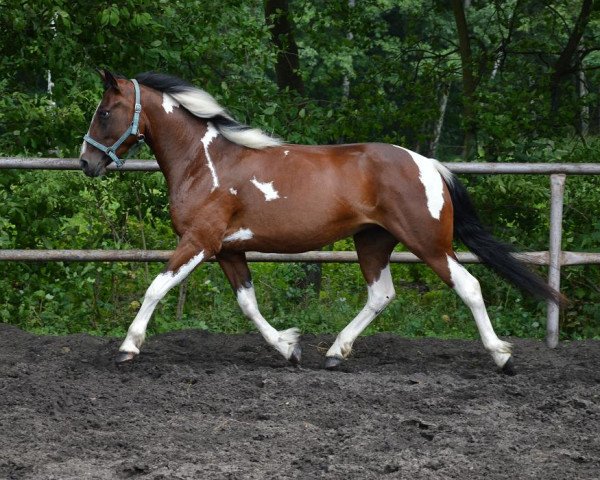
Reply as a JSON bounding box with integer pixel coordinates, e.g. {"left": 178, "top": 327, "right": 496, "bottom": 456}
{"left": 546, "top": 174, "right": 566, "bottom": 348}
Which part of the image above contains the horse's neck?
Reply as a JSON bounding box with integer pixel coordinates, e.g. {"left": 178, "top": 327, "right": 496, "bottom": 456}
{"left": 145, "top": 105, "right": 216, "bottom": 190}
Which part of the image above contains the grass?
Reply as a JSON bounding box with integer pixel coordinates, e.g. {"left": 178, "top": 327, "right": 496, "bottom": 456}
{"left": 5, "top": 260, "right": 598, "bottom": 341}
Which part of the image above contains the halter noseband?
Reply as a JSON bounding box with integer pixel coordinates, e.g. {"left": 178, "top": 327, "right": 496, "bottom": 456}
{"left": 83, "top": 79, "right": 143, "bottom": 168}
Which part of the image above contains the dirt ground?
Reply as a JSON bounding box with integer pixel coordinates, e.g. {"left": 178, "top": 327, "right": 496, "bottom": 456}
{"left": 1, "top": 323, "right": 599, "bottom": 480}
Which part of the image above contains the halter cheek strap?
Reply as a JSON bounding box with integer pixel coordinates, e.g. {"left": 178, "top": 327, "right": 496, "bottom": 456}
{"left": 83, "top": 79, "right": 143, "bottom": 168}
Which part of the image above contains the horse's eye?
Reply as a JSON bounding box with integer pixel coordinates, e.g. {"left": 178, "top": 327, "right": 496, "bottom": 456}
{"left": 99, "top": 110, "right": 110, "bottom": 119}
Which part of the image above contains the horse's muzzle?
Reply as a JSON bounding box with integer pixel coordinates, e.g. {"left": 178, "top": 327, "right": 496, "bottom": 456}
{"left": 80, "top": 158, "right": 93, "bottom": 177}
{"left": 80, "top": 158, "right": 103, "bottom": 177}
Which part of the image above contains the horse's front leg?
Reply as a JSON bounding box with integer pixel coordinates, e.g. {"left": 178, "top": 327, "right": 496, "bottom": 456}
{"left": 217, "top": 251, "right": 301, "bottom": 364}
{"left": 116, "top": 237, "right": 212, "bottom": 363}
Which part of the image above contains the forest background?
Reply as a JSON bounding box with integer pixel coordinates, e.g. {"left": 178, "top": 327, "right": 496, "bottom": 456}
{"left": 1, "top": 0, "right": 599, "bottom": 341}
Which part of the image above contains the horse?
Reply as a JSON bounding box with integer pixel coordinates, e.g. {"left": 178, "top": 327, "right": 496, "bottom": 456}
{"left": 80, "top": 69, "right": 562, "bottom": 374}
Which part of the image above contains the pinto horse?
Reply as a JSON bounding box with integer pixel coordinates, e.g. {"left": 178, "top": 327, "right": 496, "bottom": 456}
{"left": 80, "top": 70, "right": 561, "bottom": 374}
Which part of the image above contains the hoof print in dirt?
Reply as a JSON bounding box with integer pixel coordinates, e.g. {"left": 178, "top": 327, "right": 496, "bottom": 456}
{"left": 115, "top": 351, "right": 137, "bottom": 365}
{"left": 501, "top": 357, "right": 516, "bottom": 376}
{"left": 288, "top": 345, "right": 302, "bottom": 365}
{"left": 324, "top": 355, "right": 344, "bottom": 370}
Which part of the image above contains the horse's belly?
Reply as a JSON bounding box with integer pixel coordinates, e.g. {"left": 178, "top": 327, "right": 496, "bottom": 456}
{"left": 221, "top": 219, "right": 364, "bottom": 253}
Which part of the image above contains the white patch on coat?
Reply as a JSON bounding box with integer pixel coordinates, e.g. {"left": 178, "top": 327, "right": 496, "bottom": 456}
{"left": 162, "top": 93, "right": 180, "bottom": 114}
{"left": 119, "top": 250, "right": 205, "bottom": 354}
{"left": 236, "top": 285, "right": 300, "bottom": 360}
{"left": 446, "top": 255, "right": 512, "bottom": 367}
{"left": 223, "top": 228, "right": 254, "bottom": 243}
{"left": 393, "top": 145, "right": 446, "bottom": 220}
{"left": 251, "top": 177, "right": 280, "bottom": 201}
{"left": 229, "top": 188, "right": 238, "bottom": 195}
{"left": 284, "top": 150, "right": 289, "bottom": 156}
{"left": 326, "top": 265, "right": 396, "bottom": 359}
{"left": 202, "top": 122, "right": 220, "bottom": 191}
{"left": 367, "top": 265, "right": 396, "bottom": 312}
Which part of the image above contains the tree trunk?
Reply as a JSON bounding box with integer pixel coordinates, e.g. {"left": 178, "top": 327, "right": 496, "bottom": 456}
{"left": 264, "top": 0, "right": 304, "bottom": 94}
{"left": 342, "top": 0, "right": 355, "bottom": 101}
{"left": 428, "top": 84, "right": 449, "bottom": 158}
{"left": 577, "top": 51, "right": 589, "bottom": 136}
{"left": 549, "top": 0, "right": 593, "bottom": 115}
{"left": 264, "top": 0, "right": 321, "bottom": 297}
{"left": 451, "top": 0, "right": 477, "bottom": 159}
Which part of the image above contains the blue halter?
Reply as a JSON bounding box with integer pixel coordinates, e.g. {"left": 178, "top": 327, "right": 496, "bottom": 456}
{"left": 83, "top": 79, "right": 143, "bottom": 168}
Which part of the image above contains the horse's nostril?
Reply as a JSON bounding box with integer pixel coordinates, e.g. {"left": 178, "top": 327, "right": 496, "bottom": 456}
{"left": 80, "top": 159, "right": 88, "bottom": 170}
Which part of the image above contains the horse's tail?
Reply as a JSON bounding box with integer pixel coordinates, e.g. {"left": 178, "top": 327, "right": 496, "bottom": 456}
{"left": 438, "top": 165, "right": 564, "bottom": 306}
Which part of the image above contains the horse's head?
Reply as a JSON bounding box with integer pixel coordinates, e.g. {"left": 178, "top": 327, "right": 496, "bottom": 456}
{"left": 79, "top": 69, "right": 145, "bottom": 177}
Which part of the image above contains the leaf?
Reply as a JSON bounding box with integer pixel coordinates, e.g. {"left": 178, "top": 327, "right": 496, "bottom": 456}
{"left": 109, "top": 9, "right": 120, "bottom": 27}
{"left": 100, "top": 10, "right": 110, "bottom": 26}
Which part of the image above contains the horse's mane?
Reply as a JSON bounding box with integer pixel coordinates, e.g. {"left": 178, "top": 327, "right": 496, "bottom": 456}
{"left": 135, "top": 72, "right": 282, "bottom": 149}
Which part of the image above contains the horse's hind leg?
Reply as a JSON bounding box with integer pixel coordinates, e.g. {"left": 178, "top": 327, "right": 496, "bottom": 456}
{"left": 217, "top": 251, "right": 301, "bottom": 364}
{"left": 442, "top": 254, "right": 514, "bottom": 374}
{"left": 401, "top": 238, "right": 514, "bottom": 373}
{"left": 325, "top": 227, "right": 397, "bottom": 369}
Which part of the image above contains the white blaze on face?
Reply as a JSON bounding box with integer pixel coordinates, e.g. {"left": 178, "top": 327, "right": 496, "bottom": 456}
{"left": 80, "top": 100, "right": 102, "bottom": 157}
{"left": 223, "top": 228, "right": 254, "bottom": 243}
{"left": 162, "top": 93, "right": 180, "bottom": 114}
{"left": 229, "top": 188, "right": 238, "bottom": 195}
{"left": 250, "top": 177, "right": 280, "bottom": 201}
{"left": 394, "top": 145, "right": 445, "bottom": 220}
{"left": 202, "top": 122, "right": 220, "bottom": 191}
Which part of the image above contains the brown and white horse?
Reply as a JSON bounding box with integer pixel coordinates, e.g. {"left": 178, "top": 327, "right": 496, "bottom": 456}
{"left": 80, "top": 70, "right": 561, "bottom": 374}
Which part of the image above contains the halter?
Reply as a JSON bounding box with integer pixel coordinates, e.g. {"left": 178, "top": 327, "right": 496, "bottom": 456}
{"left": 83, "top": 79, "right": 143, "bottom": 168}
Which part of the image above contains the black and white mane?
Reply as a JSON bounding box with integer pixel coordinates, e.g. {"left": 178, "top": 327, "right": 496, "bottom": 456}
{"left": 135, "top": 72, "right": 281, "bottom": 149}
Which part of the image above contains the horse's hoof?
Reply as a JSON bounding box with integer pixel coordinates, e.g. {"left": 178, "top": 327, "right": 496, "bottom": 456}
{"left": 501, "top": 357, "right": 516, "bottom": 376}
{"left": 324, "top": 355, "right": 344, "bottom": 370}
{"left": 289, "top": 345, "right": 302, "bottom": 365}
{"left": 115, "top": 351, "right": 137, "bottom": 364}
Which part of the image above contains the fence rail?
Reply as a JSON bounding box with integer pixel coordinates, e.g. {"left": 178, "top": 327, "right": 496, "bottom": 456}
{"left": 2, "top": 157, "right": 600, "bottom": 347}
{"left": 3, "top": 157, "right": 600, "bottom": 174}
{"left": 1, "top": 249, "right": 599, "bottom": 266}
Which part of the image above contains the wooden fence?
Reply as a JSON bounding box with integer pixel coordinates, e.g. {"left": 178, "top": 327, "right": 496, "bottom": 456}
{"left": 2, "top": 157, "right": 600, "bottom": 347}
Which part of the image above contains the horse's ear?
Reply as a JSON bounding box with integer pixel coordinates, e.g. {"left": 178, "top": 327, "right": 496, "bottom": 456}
{"left": 97, "top": 68, "right": 120, "bottom": 91}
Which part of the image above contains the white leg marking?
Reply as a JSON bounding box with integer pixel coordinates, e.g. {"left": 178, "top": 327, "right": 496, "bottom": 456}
{"left": 327, "top": 265, "right": 396, "bottom": 359}
{"left": 447, "top": 255, "right": 512, "bottom": 367}
{"left": 237, "top": 285, "right": 299, "bottom": 359}
{"left": 223, "top": 228, "right": 254, "bottom": 243}
{"left": 202, "top": 122, "right": 220, "bottom": 191}
{"left": 393, "top": 145, "right": 446, "bottom": 219}
{"left": 162, "top": 93, "right": 180, "bottom": 114}
{"left": 250, "top": 177, "right": 280, "bottom": 201}
{"left": 120, "top": 251, "right": 205, "bottom": 354}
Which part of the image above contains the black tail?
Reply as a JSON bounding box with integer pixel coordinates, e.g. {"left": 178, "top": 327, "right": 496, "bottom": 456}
{"left": 446, "top": 176, "right": 564, "bottom": 306}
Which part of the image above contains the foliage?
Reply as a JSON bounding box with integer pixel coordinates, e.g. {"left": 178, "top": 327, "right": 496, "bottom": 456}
{"left": 0, "top": 0, "right": 599, "bottom": 340}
